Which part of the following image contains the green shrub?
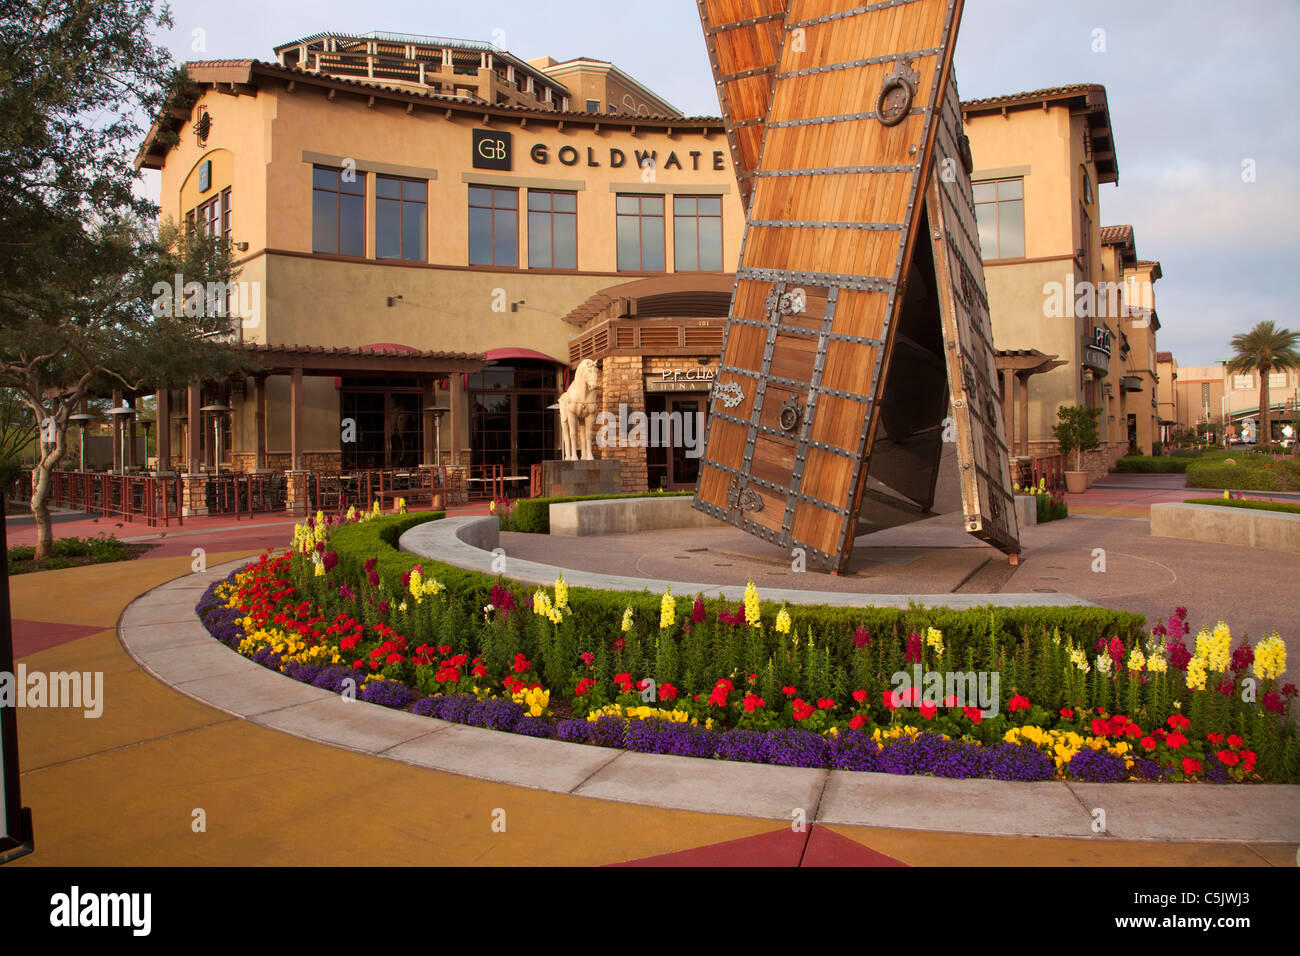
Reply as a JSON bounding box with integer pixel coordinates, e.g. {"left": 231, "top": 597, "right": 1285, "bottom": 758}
{"left": 1114, "top": 456, "right": 1189, "bottom": 473}
{"left": 327, "top": 514, "right": 1148, "bottom": 660}
{"left": 511, "top": 490, "right": 693, "bottom": 534}
{"left": 1186, "top": 458, "right": 1300, "bottom": 492}
{"left": 7, "top": 545, "right": 35, "bottom": 562}
{"left": 1184, "top": 497, "right": 1300, "bottom": 515}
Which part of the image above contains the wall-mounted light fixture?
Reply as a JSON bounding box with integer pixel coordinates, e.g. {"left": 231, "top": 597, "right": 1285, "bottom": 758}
{"left": 510, "top": 299, "right": 525, "bottom": 312}
{"left": 234, "top": 241, "right": 249, "bottom": 252}
{"left": 387, "top": 295, "right": 404, "bottom": 307}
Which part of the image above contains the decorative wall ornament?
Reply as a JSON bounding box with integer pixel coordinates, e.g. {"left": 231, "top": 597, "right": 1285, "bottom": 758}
{"left": 714, "top": 379, "right": 745, "bottom": 408}
{"left": 726, "top": 477, "right": 764, "bottom": 513}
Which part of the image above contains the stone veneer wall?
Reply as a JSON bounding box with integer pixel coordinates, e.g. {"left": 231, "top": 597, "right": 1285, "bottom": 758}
{"left": 597, "top": 355, "right": 648, "bottom": 493}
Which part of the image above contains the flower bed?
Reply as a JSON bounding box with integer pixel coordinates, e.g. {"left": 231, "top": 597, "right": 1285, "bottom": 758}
{"left": 193, "top": 511, "right": 1300, "bottom": 783}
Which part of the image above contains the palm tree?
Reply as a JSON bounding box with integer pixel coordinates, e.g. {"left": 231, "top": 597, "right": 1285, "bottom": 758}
{"left": 1226, "top": 321, "right": 1300, "bottom": 447}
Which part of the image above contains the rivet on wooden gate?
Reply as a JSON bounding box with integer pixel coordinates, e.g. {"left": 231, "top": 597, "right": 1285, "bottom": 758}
{"left": 953, "top": 399, "right": 963, "bottom": 407}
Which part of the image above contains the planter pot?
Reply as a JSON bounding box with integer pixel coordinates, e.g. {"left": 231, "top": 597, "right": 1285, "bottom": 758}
{"left": 1065, "top": 470, "right": 1088, "bottom": 494}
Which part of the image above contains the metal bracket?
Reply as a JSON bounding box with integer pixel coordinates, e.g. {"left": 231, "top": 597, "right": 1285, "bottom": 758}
{"left": 726, "top": 477, "right": 764, "bottom": 514}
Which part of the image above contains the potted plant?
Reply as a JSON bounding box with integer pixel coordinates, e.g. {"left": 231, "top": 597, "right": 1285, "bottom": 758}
{"left": 1053, "top": 404, "right": 1101, "bottom": 493}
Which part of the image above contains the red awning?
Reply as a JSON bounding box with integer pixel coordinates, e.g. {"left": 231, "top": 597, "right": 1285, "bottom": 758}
{"left": 484, "top": 347, "right": 565, "bottom": 364}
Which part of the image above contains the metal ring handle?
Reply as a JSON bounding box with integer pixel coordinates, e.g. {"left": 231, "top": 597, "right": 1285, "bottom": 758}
{"left": 876, "top": 76, "right": 915, "bottom": 127}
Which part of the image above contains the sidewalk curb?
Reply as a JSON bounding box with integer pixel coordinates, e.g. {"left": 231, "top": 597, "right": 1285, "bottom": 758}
{"left": 116, "top": 557, "right": 1300, "bottom": 844}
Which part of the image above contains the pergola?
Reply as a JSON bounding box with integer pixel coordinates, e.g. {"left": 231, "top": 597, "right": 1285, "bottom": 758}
{"left": 154, "top": 343, "right": 486, "bottom": 473}
{"left": 996, "top": 348, "right": 1067, "bottom": 458}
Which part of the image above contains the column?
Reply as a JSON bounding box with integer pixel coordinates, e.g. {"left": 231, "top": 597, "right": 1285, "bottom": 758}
{"left": 155, "top": 389, "right": 171, "bottom": 473}
{"left": 182, "top": 377, "right": 208, "bottom": 516}
{"left": 253, "top": 376, "right": 268, "bottom": 471}
{"left": 1000, "top": 370, "right": 1015, "bottom": 457}
{"left": 1018, "top": 372, "right": 1030, "bottom": 459}
{"left": 421, "top": 378, "right": 435, "bottom": 466}
{"left": 290, "top": 366, "right": 304, "bottom": 472}
{"left": 449, "top": 373, "right": 467, "bottom": 467}
{"left": 111, "top": 388, "right": 123, "bottom": 473}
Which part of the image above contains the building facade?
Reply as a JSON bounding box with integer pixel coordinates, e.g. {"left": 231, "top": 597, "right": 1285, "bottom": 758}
{"left": 135, "top": 33, "right": 744, "bottom": 500}
{"left": 962, "top": 85, "right": 1163, "bottom": 461}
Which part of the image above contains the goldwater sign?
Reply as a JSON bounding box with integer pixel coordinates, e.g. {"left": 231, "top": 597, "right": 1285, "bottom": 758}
{"left": 646, "top": 367, "right": 717, "bottom": 392}
{"left": 472, "top": 128, "right": 725, "bottom": 174}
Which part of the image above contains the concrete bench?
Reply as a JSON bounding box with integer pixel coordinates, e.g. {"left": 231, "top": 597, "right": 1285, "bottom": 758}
{"left": 1150, "top": 502, "right": 1300, "bottom": 555}
{"left": 549, "top": 495, "right": 725, "bottom": 536}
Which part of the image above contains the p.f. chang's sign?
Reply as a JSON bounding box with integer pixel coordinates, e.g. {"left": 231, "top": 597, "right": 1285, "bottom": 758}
{"left": 472, "top": 128, "right": 725, "bottom": 174}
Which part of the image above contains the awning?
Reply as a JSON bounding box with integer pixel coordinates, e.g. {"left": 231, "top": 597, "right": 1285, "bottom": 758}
{"left": 484, "top": 347, "right": 566, "bottom": 364}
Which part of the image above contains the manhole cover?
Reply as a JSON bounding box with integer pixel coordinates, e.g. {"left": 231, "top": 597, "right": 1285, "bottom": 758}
{"left": 685, "top": 548, "right": 707, "bottom": 553}
{"left": 713, "top": 562, "right": 733, "bottom": 567}
{"left": 1032, "top": 588, "right": 1057, "bottom": 593}
{"left": 673, "top": 555, "right": 691, "bottom": 560}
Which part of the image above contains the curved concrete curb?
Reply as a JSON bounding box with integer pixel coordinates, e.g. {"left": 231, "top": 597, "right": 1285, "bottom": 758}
{"left": 401, "top": 516, "right": 1096, "bottom": 609}
{"left": 116, "top": 558, "right": 1300, "bottom": 844}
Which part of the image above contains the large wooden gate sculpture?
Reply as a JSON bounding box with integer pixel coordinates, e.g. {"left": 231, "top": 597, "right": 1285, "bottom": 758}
{"left": 694, "top": 0, "right": 1020, "bottom": 572}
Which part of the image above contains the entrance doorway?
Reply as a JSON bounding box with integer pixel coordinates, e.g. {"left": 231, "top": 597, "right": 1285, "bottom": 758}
{"left": 646, "top": 393, "right": 707, "bottom": 490}
{"left": 340, "top": 376, "right": 422, "bottom": 469}
{"left": 468, "top": 361, "right": 560, "bottom": 475}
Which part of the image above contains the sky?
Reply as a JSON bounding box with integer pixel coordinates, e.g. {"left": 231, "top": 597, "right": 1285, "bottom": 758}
{"left": 146, "top": 0, "right": 1300, "bottom": 368}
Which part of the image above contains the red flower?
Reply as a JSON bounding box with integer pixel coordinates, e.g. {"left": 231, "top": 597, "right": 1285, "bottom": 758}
{"left": 943, "top": 695, "right": 958, "bottom": 708}
{"left": 849, "top": 714, "right": 866, "bottom": 730}
{"left": 1241, "top": 750, "right": 1257, "bottom": 766}
{"left": 1059, "top": 707, "right": 1074, "bottom": 721}
{"left": 743, "top": 694, "right": 765, "bottom": 713}
{"left": 817, "top": 697, "right": 836, "bottom": 710}
{"left": 853, "top": 626, "right": 872, "bottom": 648}
{"left": 1007, "top": 694, "right": 1031, "bottom": 713}
{"left": 1091, "top": 718, "right": 1110, "bottom": 737}
{"left": 1165, "top": 732, "right": 1188, "bottom": 750}
{"left": 612, "top": 635, "right": 625, "bottom": 653}
{"left": 1227, "top": 734, "right": 1243, "bottom": 747}
{"left": 852, "top": 689, "right": 867, "bottom": 704}
{"left": 1181, "top": 757, "right": 1202, "bottom": 776}
{"left": 1140, "top": 736, "right": 1157, "bottom": 750}
{"left": 962, "top": 706, "right": 983, "bottom": 724}
{"left": 1217, "top": 750, "right": 1240, "bottom": 766}
{"left": 1167, "top": 713, "right": 1191, "bottom": 730}
{"left": 918, "top": 703, "right": 938, "bottom": 720}
{"left": 1206, "top": 732, "right": 1224, "bottom": 744}
{"left": 882, "top": 690, "right": 898, "bottom": 711}
{"left": 659, "top": 682, "right": 678, "bottom": 702}
{"left": 691, "top": 597, "right": 706, "bottom": 623}
{"left": 574, "top": 678, "right": 596, "bottom": 697}
{"left": 782, "top": 686, "right": 798, "bottom": 697}
{"left": 792, "top": 699, "right": 815, "bottom": 721}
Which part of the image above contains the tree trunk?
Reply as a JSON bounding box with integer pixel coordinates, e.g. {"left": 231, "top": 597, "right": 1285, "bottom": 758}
{"left": 1259, "top": 364, "right": 1271, "bottom": 448}
{"left": 29, "top": 417, "right": 67, "bottom": 562}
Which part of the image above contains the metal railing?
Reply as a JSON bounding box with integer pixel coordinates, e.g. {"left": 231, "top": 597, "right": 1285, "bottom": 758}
{"left": 1015, "top": 454, "right": 1065, "bottom": 493}
{"left": 40, "top": 471, "right": 184, "bottom": 527}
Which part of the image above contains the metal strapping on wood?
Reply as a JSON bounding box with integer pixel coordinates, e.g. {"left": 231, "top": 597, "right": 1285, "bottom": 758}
{"left": 716, "top": 363, "right": 877, "bottom": 407}
{"left": 725, "top": 315, "right": 884, "bottom": 348}
{"left": 748, "top": 218, "right": 905, "bottom": 231}
{"left": 736, "top": 267, "right": 895, "bottom": 292}
{"left": 718, "top": 64, "right": 775, "bottom": 84}
{"left": 705, "top": 457, "right": 851, "bottom": 517}
{"left": 769, "top": 108, "right": 922, "bottom": 127}
{"left": 753, "top": 163, "right": 918, "bottom": 176}
{"left": 702, "top": 10, "right": 786, "bottom": 36}
{"left": 775, "top": 46, "right": 943, "bottom": 80}
{"left": 787, "top": 0, "right": 921, "bottom": 30}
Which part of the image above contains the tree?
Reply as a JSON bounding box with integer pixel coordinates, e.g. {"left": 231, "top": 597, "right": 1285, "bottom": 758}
{"left": 0, "top": 1, "right": 250, "bottom": 558}
{"left": 1053, "top": 404, "right": 1101, "bottom": 472}
{"left": 1226, "top": 321, "right": 1300, "bottom": 449}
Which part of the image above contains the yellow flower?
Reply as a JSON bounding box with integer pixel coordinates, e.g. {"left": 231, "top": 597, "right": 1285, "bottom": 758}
{"left": 1254, "top": 633, "right": 1287, "bottom": 681}
{"left": 620, "top": 606, "right": 633, "bottom": 633}
{"left": 1126, "top": 647, "right": 1145, "bottom": 671}
{"left": 659, "top": 585, "right": 675, "bottom": 630}
{"left": 1186, "top": 656, "right": 1208, "bottom": 691}
{"left": 774, "top": 607, "right": 791, "bottom": 634}
{"left": 554, "top": 574, "right": 569, "bottom": 611}
{"left": 926, "top": 627, "right": 944, "bottom": 656}
{"left": 743, "top": 579, "right": 761, "bottom": 627}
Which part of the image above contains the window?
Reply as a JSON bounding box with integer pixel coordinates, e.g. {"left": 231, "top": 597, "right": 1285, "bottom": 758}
{"left": 1201, "top": 383, "right": 1211, "bottom": 407}
{"left": 527, "top": 190, "right": 577, "bottom": 269}
{"left": 468, "top": 186, "right": 518, "bottom": 266}
{"left": 673, "top": 195, "right": 723, "bottom": 270}
{"left": 616, "top": 194, "right": 665, "bottom": 271}
{"left": 1269, "top": 371, "right": 1287, "bottom": 390}
{"left": 1233, "top": 374, "right": 1253, "bottom": 391}
{"left": 189, "top": 187, "right": 231, "bottom": 241}
{"left": 973, "top": 178, "right": 1025, "bottom": 260}
{"left": 585, "top": 99, "right": 601, "bottom": 113}
{"left": 313, "top": 166, "right": 365, "bottom": 256}
{"left": 376, "top": 175, "right": 427, "bottom": 261}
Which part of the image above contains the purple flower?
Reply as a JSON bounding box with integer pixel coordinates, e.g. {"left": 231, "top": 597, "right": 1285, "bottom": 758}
{"left": 360, "top": 679, "right": 417, "bottom": 710}
{"left": 1064, "top": 747, "right": 1127, "bottom": 783}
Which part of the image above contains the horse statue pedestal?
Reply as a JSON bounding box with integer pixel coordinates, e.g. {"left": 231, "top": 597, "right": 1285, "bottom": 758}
{"left": 539, "top": 459, "right": 623, "bottom": 498}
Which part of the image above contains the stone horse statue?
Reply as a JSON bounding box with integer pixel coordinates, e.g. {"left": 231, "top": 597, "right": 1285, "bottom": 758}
{"left": 559, "top": 358, "right": 600, "bottom": 460}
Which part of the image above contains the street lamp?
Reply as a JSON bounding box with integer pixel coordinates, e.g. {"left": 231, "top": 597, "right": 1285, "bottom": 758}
{"left": 200, "top": 403, "right": 231, "bottom": 472}
{"left": 68, "top": 412, "right": 92, "bottom": 472}
{"left": 107, "top": 402, "right": 135, "bottom": 475}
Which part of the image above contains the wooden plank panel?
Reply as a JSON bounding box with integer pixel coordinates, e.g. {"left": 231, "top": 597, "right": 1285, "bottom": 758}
{"left": 695, "top": 0, "right": 965, "bottom": 571}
